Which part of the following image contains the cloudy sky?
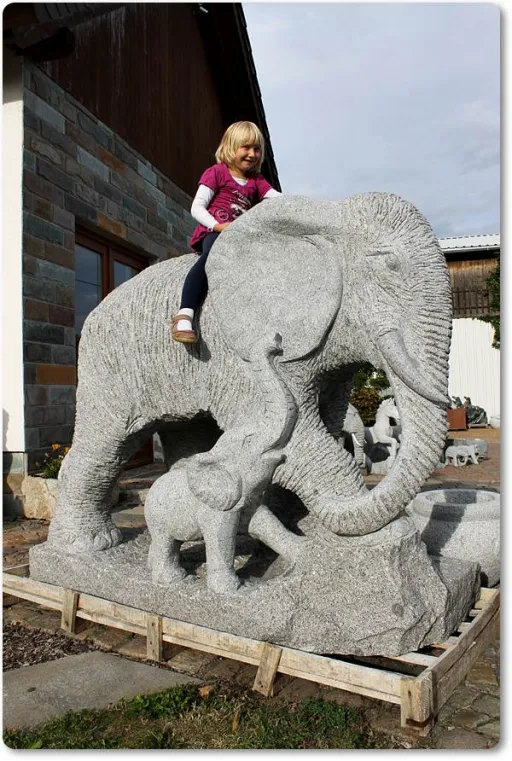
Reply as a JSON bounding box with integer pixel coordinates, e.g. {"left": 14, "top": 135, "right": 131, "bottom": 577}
{"left": 243, "top": 1, "right": 500, "bottom": 237}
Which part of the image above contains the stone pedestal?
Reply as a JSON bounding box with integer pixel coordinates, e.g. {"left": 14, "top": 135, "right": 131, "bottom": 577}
{"left": 29, "top": 516, "right": 480, "bottom": 657}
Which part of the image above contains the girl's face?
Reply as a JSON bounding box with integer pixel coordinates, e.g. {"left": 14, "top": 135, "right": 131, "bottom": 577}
{"left": 230, "top": 142, "right": 262, "bottom": 176}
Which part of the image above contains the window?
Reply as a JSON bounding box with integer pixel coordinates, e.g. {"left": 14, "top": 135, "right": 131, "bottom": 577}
{"left": 74, "top": 229, "right": 152, "bottom": 468}
{"left": 75, "top": 229, "right": 148, "bottom": 337}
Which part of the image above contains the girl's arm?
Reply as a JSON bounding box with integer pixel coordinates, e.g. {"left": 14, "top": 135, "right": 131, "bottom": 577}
{"left": 262, "top": 188, "right": 281, "bottom": 199}
{"left": 191, "top": 185, "right": 217, "bottom": 229}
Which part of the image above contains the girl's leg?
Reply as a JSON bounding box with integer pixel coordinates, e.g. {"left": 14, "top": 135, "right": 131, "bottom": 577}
{"left": 173, "top": 233, "right": 219, "bottom": 341}
{"left": 180, "top": 233, "right": 219, "bottom": 311}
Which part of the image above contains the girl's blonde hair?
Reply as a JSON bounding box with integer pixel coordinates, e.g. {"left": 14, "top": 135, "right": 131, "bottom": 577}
{"left": 215, "top": 121, "right": 265, "bottom": 174}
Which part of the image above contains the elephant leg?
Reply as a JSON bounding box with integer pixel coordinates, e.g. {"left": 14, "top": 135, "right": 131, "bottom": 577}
{"left": 196, "top": 503, "right": 241, "bottom": 594}
{"left": 247, "top": 504, "right": 305, "bottom": 565}
{"left": 148, "top": 536, "right": 187, "bottom": 585}
{"left": 48, "top": 409, "right": 142, "bottom": 552}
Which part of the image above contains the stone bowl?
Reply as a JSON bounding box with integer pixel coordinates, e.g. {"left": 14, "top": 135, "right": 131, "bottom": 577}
{"left": 407, "top": 489, "right": 500, "bottom": 587}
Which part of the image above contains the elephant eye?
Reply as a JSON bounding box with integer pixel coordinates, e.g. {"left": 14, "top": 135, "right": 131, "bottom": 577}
{"left": 385, "top": 254, "right": 400, "bottom": 271}
{"left": 366, "top": 249, "right": 400, "bottom": 272}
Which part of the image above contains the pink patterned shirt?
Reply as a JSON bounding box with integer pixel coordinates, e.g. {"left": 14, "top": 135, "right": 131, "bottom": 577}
{"left": 190, "top": 163, "right": 273, "bottom": 250}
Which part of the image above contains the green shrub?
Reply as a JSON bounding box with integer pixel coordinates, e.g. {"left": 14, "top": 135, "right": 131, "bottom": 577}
{"left": 350, "top": 387, "right": 381, "bottom": 425}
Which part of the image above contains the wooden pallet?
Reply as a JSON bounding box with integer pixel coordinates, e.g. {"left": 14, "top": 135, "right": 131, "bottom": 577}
{"left": 3, "top": 565, "right": 499, "bottom": 736}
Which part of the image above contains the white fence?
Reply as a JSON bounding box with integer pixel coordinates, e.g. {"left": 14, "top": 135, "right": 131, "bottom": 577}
{"left": 448, "top": 317, "right": 500, "bottom": 420}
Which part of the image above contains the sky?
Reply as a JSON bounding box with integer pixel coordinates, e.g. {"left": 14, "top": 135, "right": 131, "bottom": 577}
{"left": 243, "top": 1, "right": 501, "bottom": 237}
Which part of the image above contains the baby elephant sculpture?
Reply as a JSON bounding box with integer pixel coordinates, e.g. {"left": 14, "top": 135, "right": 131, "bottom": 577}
{"left": 445, "top": 444, "right": 479, "bottom": 467}
{"left": 145, "top": 445, "right": 305, "bottom": 594}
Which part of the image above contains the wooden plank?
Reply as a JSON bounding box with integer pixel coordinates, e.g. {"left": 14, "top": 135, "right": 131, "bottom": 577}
{"left": 163, "top": 616, "right": 403, "bottom": 704}
{"left": 147, "top": 614, "right": 163, "bottom": 661}
{"left": 253, "top": 643, "right": 283, "bottom": 697}
{"left": 77, "top": 610, "right": 146, "bottom": 637}
{"left": 430, "top": 590, "right": 500, "bottom": 682}
{"left": 400, "top": 671, "right": 434, "bottom": 735}
{"left": 4, "top": 564, "right": 30, "bottom": 577}
{"left": 436, "top": 610, "right": 500, "bottom": 712}
{"left": 278, "top": 649, "right": 403, "bottom": 704}
{"left": 3, "top": 573, "right": 62, "bottom": 608}
{"left": 390, "top": 653, "right": 437, "bottom": 667}
{"left": 162, "top": 618, "right": 263, "bottom": 666}
{"left": 475, "top": 587, "right": 496, "bottom": 606}
{"left": 364, "top": 652, "right": 437, "bottom": 669}
{"left": 430, "top": 636, "right": 460, "bottom": 650}
{"left": 77, "top": 593, "right": 147, "bottom": 629}
{"left": 61, "top": 589, "right": 79, "bottom": 634}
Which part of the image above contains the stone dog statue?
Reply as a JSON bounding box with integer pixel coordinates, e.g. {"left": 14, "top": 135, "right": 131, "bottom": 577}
{"left": 46, "top": 192, "right": 452, "bottom": 558}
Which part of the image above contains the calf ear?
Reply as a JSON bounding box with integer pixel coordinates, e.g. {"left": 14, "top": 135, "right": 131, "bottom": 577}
{"left": 187, "top": 460, "right": 242, "bottom": 512}
{"left": 206, "top": 196, "right": 343, "bottom": 362}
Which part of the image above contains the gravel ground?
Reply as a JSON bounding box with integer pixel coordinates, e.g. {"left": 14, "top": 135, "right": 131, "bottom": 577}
{"left": 3, "top": 621, "right": 98, "bottom": 672}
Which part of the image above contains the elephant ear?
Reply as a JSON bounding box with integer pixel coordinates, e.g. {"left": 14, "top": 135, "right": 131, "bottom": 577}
{"left": 206, "top": 196, "right": 343, "bottom": 362}
{"left": 187, "top": 456, "right": 243, "bottom": 512}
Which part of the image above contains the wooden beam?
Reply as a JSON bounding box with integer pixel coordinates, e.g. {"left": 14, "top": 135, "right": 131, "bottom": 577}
{"left": 253, "top": 643, "right": 282, "bottom": 697}
{"left": 147, "top": 614, "right": 163, "bottom": 661}
{"left": 61, "top": 589, "right": 79, "bottom": 633}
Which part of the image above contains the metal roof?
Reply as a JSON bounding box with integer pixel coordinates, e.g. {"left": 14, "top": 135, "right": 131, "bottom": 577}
{"left": 438, "top": 234, "right": 500, "bottom": 252}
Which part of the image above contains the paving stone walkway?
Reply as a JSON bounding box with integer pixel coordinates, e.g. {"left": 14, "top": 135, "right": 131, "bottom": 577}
{"left": 3, "top": 429, "right": 500, "bottom": 748}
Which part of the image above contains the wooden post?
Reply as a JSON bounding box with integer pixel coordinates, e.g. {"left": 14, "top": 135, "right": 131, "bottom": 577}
{"left": 61, "top": 589, "right": 79, "bottom": 633}
{"left": 253, "top": 642, "right": 283, "bottom": 697}
{"left": 400, "top": 670, "right": 435, "bottom": 736}
{"left": 147, "top": 614, "right": 163, "bottom": 661}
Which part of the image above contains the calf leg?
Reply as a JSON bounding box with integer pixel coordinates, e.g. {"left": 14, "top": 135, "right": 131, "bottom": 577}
{"left": 248, "top": 504, "right": 305, "bottom": 565}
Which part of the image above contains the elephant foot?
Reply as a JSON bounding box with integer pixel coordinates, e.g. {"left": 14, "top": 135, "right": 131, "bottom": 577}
{"left": 47, "top": 518, "right": 123, "bottom": 553}
{"left": 206, "top": 569, "right": 241, "bottom": 595}
{"left": 150, "top": 563, "right": 188, "bottom": 586}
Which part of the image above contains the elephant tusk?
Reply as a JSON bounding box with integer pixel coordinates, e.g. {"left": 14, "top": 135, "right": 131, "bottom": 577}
{"left": 377, "top": 330, "right": 450, "bottom": 407}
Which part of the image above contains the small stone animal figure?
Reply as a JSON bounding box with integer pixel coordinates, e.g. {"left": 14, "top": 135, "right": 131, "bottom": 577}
{"left": 445, "top": 444, "right": 479, "bottom": 467}
{"left": 365, "top": 398, "right": 401, "bottom": 460}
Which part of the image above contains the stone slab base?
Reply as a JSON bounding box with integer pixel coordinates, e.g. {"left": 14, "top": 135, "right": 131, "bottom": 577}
{"left": 29, "top": 516, "right": 480, "bottom": 657}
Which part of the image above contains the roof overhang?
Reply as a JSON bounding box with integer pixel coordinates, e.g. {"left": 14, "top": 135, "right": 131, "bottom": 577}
{"left": 3, "top": 3, "right": 124, "bottom": 62}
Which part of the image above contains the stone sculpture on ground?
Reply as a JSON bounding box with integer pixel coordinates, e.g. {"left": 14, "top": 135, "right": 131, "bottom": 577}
{"left": 444, "top": 443, "right": 480, "bottom": 467}
{"left": 30, "top": 192, "right": 480, "bottom": 656}
{"left": 340, "top": 403, "right": 366, "bottom": 467}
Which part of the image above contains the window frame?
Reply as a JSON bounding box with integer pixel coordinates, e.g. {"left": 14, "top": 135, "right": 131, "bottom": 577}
{"left": 74, "top": 228, "right": 153, "bottom": 468}
{"left": 75, "top": 228, "right": 148, "bottom": 306}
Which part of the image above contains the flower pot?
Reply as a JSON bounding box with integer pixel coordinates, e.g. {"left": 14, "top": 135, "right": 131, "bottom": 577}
{"left": 407, "top": 489, "right": 500, "bottom": 586}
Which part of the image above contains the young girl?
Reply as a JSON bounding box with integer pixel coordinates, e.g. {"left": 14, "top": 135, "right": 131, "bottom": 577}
{"left": 171, "top": 121, "right": 281, "bottom": 343}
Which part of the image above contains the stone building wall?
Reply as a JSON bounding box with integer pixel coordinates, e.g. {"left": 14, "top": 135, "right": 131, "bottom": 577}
{"left": 20, "top": 60, "right": 196, "bottom": 473}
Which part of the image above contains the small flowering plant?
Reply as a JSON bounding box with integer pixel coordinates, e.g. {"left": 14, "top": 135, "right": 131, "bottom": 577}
{"left": 35, "top": 443, "right": 70, "bottom": 479}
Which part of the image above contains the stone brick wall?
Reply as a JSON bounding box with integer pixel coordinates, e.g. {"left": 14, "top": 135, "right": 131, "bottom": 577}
{"left": 21, "top": 60, "right": 196, "bottom": 472}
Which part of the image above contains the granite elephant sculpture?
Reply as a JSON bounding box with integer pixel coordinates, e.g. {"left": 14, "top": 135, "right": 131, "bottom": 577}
{"left": 146, "top": 441, "right": 304, "bottom": 594}
{"left": 445, "top": 444, "right": 479, "bottom": 467}
{"left": 48, "top": 192, "right": 452, "bottom": 553}
{"left": 340, "top": 403, "right": 366, "bottom": 467}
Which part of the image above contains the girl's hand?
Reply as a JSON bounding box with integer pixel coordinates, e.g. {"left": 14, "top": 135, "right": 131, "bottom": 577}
{"left": 213, "top": 222, "right": 231, "bottom": 232}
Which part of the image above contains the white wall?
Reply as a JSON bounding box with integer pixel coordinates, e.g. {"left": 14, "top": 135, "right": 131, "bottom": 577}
{"left": 448, "top": 317, "right": 500, "bottom": 419}
{"left": 2, "top": 49, "right": 25, "bottom": 451}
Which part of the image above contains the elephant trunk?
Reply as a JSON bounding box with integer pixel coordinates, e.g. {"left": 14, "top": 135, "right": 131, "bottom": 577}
{"left": 276, "top": 292, "right": 451, "bottom": 536}
{"left": 248, "top": 333, "right": 298, "bottom": 453}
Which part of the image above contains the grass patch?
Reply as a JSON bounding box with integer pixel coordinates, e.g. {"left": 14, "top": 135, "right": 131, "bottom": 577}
{"left": 3, "top": 682, "right": 392, "bottom": 749}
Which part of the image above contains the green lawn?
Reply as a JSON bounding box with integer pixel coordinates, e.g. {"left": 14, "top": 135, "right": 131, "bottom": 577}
{"left": 4, "top": 682, "right": 397, "bottom": 749}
